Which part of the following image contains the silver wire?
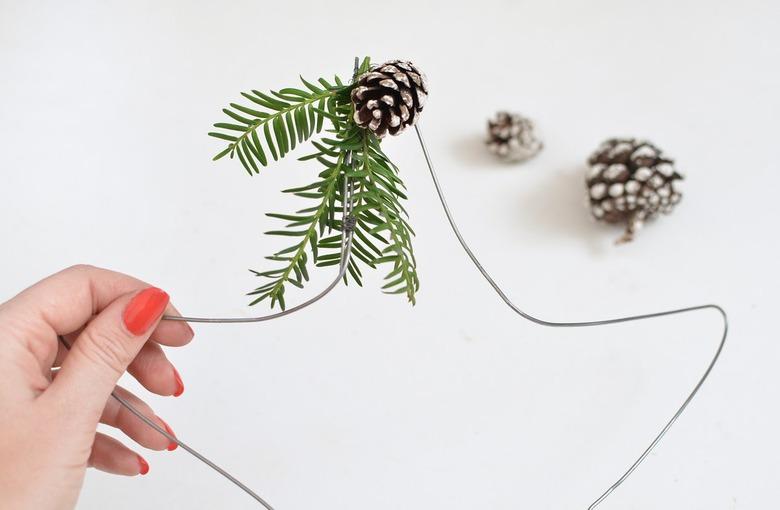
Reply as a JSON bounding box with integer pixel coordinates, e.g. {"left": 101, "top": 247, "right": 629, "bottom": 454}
{"left": 162, "top": 156, "right": 356, "bottom": 324}
{"left": 54, "top": 173, "right": 355, "bottom": 510}
{"left": 158, "top": 173, "right": 354, "bottom": 504}
{"left": 163, "top": 57, "right": 361, "bottom": 325}
{"left": 70, "top": 56, "right": 362, "bottom": 509}
{"left": 66, "top": 119, "right": 727, "bottom": 508}
{"left": 413, "top": 124, "right": 728, "bottom": 509}
{"left": 58, "top": 334, "right": 276, "bottom": 510}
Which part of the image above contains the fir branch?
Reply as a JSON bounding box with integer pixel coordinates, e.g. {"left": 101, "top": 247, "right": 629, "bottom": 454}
{"left": 247, "top": 152, "right": 345, "bottom": 308}
{"left": 356, "top": 134, "right": 418, "bottom": 303}
{"left": 208, "top": 76, "right": 346, "bottom": 175}
{"left": 313, "top": 124, "right": 418, "bottom": 304}
{"left": 212, "top": 56, "right": 419, "bottom": 308}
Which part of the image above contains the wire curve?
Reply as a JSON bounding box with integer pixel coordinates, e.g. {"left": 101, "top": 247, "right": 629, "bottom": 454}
{"left": 79, "top": 123, "right": 727, "bottom": 510}
{"left": 57, "top": 175, "right": 356, "bottom": 509}
{"left": 414, "top": 124, "right": 728, "bottom": 509}
{"left": 58, "top": 331, "right": 276, "bottom": 510}
{"left": 162, "top": 155, "right": 357, "bottom": 324}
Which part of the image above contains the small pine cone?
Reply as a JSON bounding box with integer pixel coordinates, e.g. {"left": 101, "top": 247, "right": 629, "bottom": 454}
{"left": 586, "top": 138, "right": 683, "bottom": 243}
{"left": 486, "top": 112, "right": 543, "bottom": 162}
{"left": 351, "top": 60, "right": 428, "bottom": 138}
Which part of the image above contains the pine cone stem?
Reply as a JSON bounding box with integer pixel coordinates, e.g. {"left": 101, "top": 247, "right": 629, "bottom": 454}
{"left": 616, "top": 213, "right": 643, "bottom": 244}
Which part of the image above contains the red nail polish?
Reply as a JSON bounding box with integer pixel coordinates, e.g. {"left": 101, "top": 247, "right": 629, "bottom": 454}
{"left": 158, "top": 416, "right": 178, "bottom": 451}
{"left": 123, "top": 288, "right": 169, "bottom": 336}
{"left": 172, "top": 368, "right": 184, "bottom": 397}
{"left": 138, "top": 455, "right": 149, "bottom": 475}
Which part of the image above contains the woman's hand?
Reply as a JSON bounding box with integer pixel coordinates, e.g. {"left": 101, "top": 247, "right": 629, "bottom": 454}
{"left": 0, "top": 265, "right": 194, "bottom": 510}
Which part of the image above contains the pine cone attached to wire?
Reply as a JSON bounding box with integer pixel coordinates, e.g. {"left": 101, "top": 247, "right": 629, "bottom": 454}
{"left": 587, "top": 138, "right": 683, "bottom": 243}
{"left": 486, "top": 111, "right": 543, "bottom": 162}
{"left": 351, "top": 60, "right": 428, "bottom": 138}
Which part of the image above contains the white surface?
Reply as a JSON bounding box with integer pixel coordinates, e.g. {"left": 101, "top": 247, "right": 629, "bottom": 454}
{"left": 1, "top": 1, "right": 778, "bottom": 508}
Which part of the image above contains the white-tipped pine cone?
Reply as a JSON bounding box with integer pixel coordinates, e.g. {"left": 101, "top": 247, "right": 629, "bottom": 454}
{"left": 351, "top": 60, "right": 428, "bottom": 138}
{"left": 587, "top": 138, "right": 683, "bottom": 243}
{"left": 486, "top": 112, "right": 543, "bottom": 162}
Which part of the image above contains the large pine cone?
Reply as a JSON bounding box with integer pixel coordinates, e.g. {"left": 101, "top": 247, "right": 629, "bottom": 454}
{"left": 587, "top": 138, "right": 683, "bottom": 243}
{"left": 351, "top": 60, "right": 428, "bottom": 138}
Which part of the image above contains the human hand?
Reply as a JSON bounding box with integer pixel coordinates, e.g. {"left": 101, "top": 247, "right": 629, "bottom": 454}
{"left": 0, "top": 265, "right": 194, "bottom": 510}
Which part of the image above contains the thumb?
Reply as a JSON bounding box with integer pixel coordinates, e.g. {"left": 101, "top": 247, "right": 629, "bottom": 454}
{"left": 46, "top": 287, "right": 170, "bottom": 420}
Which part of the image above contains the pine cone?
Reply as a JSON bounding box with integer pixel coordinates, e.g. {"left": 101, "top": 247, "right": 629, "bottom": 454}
{"left": 486, "top": 112, "right": 543, "bottom": 162}
{"left": 351, "top": 60, "right": 428, "bottom": 138}
{"left": 586, "top": 138, "right": 683, "bottom": 243}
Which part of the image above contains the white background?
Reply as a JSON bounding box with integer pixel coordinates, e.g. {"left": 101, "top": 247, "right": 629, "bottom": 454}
{"left": 1, "top": 1, "right": 778, "bottom": 508}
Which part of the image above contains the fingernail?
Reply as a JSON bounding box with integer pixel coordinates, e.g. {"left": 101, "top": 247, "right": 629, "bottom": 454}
{"left": 138, "top": 455, "right": 149, "bottom": 475}
{"left": 123, "top": 287, "right": 169, "bottom": 336}
{"left": 172, "top": 368, "right": 184, "bottom": 397}
{"left": 157, "top": 416, "right": 178, "bottom": 451}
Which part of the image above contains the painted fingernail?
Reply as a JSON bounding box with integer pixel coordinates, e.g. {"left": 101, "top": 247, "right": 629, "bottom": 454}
{"left": 138, "top": 455, "right": 149, "bottom": 475}
{"left": 158, "top": 416, "right": 178, "bottom": 451}
{"left": 172, "top": 367, "right": 184, "bottom": 397}
{"left": 123, "top": 287, "right": 169, "bottom": 336}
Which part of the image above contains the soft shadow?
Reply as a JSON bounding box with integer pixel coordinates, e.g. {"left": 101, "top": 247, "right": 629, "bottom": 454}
{"left": 451, "top": 133, "right": 518, "bottom": 170}
{"left": 517, "top": 165, "right": 610, "bottom": 254}
{"left": 446, "top": 134, "right": 614, "bottom": 252}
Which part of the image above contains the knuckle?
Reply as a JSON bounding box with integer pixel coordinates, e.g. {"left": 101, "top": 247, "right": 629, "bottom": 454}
{"left": 66, "top": 263, "right": 97, "bottom": 275}
{"left": 131, "top": 350, "right": 156, "bottom": 374}
{"left": 76, "top": 327, "right": 132, "bottom": 376}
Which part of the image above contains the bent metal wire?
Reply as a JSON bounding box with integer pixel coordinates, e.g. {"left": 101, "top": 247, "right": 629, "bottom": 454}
{"left": 58, "top": 171, "right": 357, "bottom": 510}
{"left": 77, "top": 126, "right": 727, "bottom": 510}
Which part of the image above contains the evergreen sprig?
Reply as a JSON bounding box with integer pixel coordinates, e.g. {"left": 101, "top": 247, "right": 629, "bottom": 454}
{"left": 210, "top": 57, "right": 418, "bottom": 309}
{"left": 208, "top": 75, "right": 346, "bottom": 174}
